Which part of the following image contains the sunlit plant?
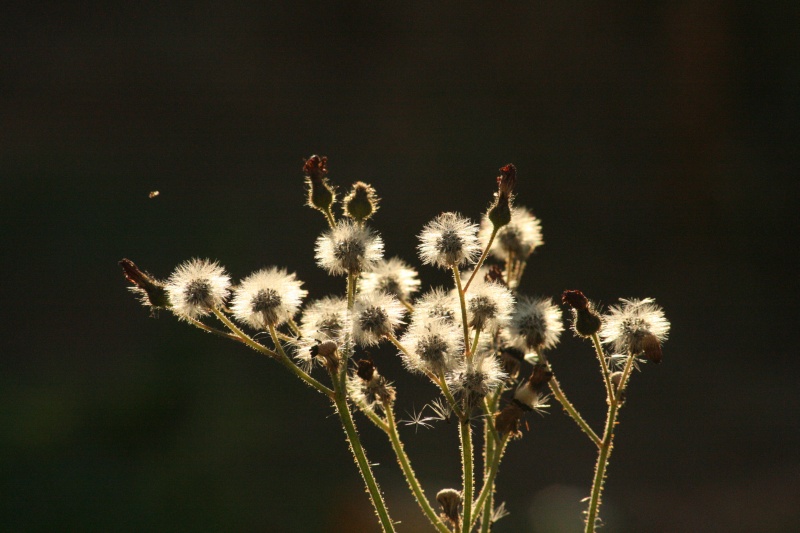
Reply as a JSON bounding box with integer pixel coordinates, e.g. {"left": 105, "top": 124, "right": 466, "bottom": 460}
{"left": 121, "top": 156, "right": 670, "bottom": 532}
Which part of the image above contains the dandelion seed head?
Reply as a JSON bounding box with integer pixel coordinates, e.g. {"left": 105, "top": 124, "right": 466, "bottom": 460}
{"left": 230, "top": 267, "right": 307, "bottom": 329}
{"left": 479, "top": 206, "right": 543, "bottom": 260}
{"left": 600, "top": 298, "right": 670, "bottom": 360}
{"left": 300, "top": 296, "right": 349, "bottom": 343}
{"left": 352, "top": 292, "right": 404, "bottom": 346}
{"left": 165, "top": 259, "right": 230, "bottom": 320}
{"left": 360, "top": 257, "right": 421, "bottom": 301}
{"left": 315, "top": 220, "right": 383, "bottom": 276}
{"left": 400, "top": 319, "right": 463, "bottom": 375}
{"left": 414, "top": 288, "right": 460, "bottom": 325}
{"left": 464, "top": 279, "right": 514, "bottom": 332}
{"left": 447, "top": 353, "right": 505, "bottom": 413}
{"left": 508, "top": 296, "right": 563, "bottom": 353}
{"left": 418, "top": 212, "right": 481, "bottom": 269}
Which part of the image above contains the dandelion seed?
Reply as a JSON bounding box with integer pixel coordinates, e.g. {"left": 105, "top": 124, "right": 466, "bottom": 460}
{"left": 352, "top": 292, "right": 404, "bottom": 346}
{"left": 165, "top": 259, "right": 230, "bottom": 320}
{"left": 600, "top": 298, "right": 670, "bottom": 362}
{"left": 508, "top": 296, "right": 563, "bottom": 353}
{"left": 418, "top": 212, "right": 481, "bottom": 269}
{"left": 230, "top": 267, "right": 308, "bottom": 329}
{"left": 359, "top": 257, "right": 420, "bottom": 301}
{"left": 400, "top": 406, "right": 435, "bottom": 432}
{"left": 399, "top": 319, "right": 463, "bottom": 375}
{"left": 479, "top": 206, "right": 543, "bottom": 261}
{"left": 428, "top": 397, "right": 454, "bottom": 422}
{"left": 315, "top": 220, "right": 384, "bottom": 275}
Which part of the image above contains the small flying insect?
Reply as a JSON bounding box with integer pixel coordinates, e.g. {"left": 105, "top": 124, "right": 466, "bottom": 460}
{"left": 148, "top": 190, "right": 160, "bottom": 199}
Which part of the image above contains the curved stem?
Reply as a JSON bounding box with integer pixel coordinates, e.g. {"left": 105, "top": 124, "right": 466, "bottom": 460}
{"left": 473, "top": 433, "right": 510, "bottom": 532}
{"left": 452, "top": 266, "right": 471, "bottom": 359}
{"left": 547, "top": 373, "right": 601, "bottom": 448}
{"left": 460, "top": 420, "right": 474, "bottom": 533}
{"left": 591, "top": 333, "right": 613, "bottom": 401}
{"left": 470, "top": 329, "right": 482, "bottom": 359}
{"left": 384, "top": 404, "right": 452, "bottom": 533}
{"left": 584, "top": 352, "right": 636, "bottom": 532}
{"left": 464, "top": 226, "right": 498, "bottom": 292}
{"left": 333, "top": 392, "right": 396, "bottom": 533}
{"left": 433, "top": 370, "right": 465, "bottom": 421}
{"left": 186, "top": 316, "right": 244, "bottom": 343}
{"left": 267, "top": 323, "right": 334, "bottom": 397}
{"left": 324, "top": 207, "right": 336, "bottom": 228}
{"left": 287, "top": 317, "right": 302, "bottom": 338}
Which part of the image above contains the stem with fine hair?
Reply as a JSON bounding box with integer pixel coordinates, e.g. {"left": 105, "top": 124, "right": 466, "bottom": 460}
{"left": 464, "top": 225, "right": 498, "bottom": 292}
{"left": 384, "top": 404, "right": 452, "bottom": 533}
{"left": 584, "top": 351, "right": 637, "bottom": 532}
{"left": 333, "top": 389, "right": 396, "bottom": 533}
{"left": 460, "top": 420, "right": 474, "bottom": 533}
{"left": 452, "top": 266, "right": 471, "bottom": 358}
{"left": 591, "top": 333, "right": 613, "bottom": 401}
{"left": 473, "top": 432, "right": 511, "bottom": 532}
{"left": 540, "top": 353, "right": 601, "bottom": 447}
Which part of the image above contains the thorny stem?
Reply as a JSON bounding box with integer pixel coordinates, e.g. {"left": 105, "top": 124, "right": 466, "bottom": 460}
{"left": 347, "top": 271, "right": 358, "bottom": 310}
{"left": 452, "top": 266, "right": 471, "bottom": 359}
{"left": 540, "top": 354, "right": 601, "bottom": 448}
{"left": 211, "top": 308, "right": 333, "bottom": 398}
{"left": 473, "top": 433, "right": 511, "bottom": 532}
{"left": 591, "top": 333, "right": 613, "bottom": 401}
{"left": 460, "top": 420, "right": 474, "bottom": 533}
{"left": 384, "top": 404, "right": 452, "bottom": 533}
{"left": 479, "top": 387, "right": 504, "bottom": 532}
{"left": 333, "top": 389, "right": 396, "bottom": 533}
{"left": 433, "top": 370, "right": 465, "bottom": 421}
{"left": 323, "top": 206, "right": 336, "bottom": 228}
{"left": 584, "top": 351, "right": 637, "bottom": 533}
{"left": 464, "top": 226, "right": 498, "bottom": 292}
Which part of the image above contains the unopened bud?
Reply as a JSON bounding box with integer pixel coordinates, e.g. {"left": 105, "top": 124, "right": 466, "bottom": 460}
{"left": 436, "top": 488, "right": 462, "bottom": 527}
{"left": 119, "top": 258, "right": 169, "bottom": 310}
{"left": 343, "top": 181, "right": 379, "bottom": 222}
{"left": 562, "top": 289, "right": 602, "bottom": 337}
{"left": 303, "top": 155, "right": 335, "bottom": 212}
{"left": 487, "top": 163, "right": 516, "bottom": 229}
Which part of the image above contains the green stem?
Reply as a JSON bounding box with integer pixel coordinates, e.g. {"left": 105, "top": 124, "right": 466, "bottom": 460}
{"left": 186, "top": 316, "right": 244, "bottom": 343}
{"left": 347, "top": 271, "right": 358, "bottom": 310}
{"left": 287, "top": 317, "right": 302, "bottom": 338}
{"left": 452, "top": 266, "right": 471, "bottom": 359}
{"left": 384, "top": 404, "right": 452, "bottom": 533}
{"left": 591, "top": 333, "right": 613, "bottom": 401}
{"left": 584, "top": 351, "right": 636, "bottom": 532}
{"left": 547, "top": 373, "right": 601, "bottom": 448}
{"left": 474, "top": 433, "right": 511, "bottom": 532}
{"left": 324, "top": 207, "right": 336, "bottom": 228}
{"left": 460, "top": 420, "right": 474, "bottom": 533}
{"left": 433, "top": 370, "right": 465, "bottom": 421}
{"left": 470, "top": 329, "right": 482, "bottom": 358}
{"left": 464, "top": 226, "right": 498, "bottom": 292}
{"left": 333, "top": 392, "right": 396, "bottom": 533}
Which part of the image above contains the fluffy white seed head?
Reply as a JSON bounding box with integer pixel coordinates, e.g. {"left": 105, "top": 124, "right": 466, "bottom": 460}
{"left": 165, "top": 258, "right": 230, "bottom": 320}
{"left": 399, "top": 319, "right": 464, "bottom": 375}
{"left": 417, "top": 212, "right": 481, "bottom": 269}
{"left": 447, "top": 353, "right": 506, "bottom": 413}
{"left": 413, "top": 288, "right": 460, "bottom": 325}
{"left": 299, "top": 296, "right": 349, "bottom": 343}
{"left": 600, "top": 298, "right": 670, "bottom": 355}
{"left": 352, "top": 292, "right": 405, "bottom": 346}
{"left": 508, "top": 296, "right": 564, "bottom": 353}
{"left": 479, "top": 206, "right": 543, "bottom": 261}
{"left": 230, "top": 267, "right": 307, "bottom": 329}
{"left": 464, "top": 278, "right": 515, "bottom": 332}
{"left": 359, "top": 257, "right": 421, "bottom": 301}
{"left": 315, "top": 220, "right": 384, "bottom": 276}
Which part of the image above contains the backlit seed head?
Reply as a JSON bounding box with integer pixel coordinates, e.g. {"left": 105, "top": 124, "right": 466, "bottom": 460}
{"left": 360, "top": 257, "right": 420, "bottom": 302}
{"left": 352, "top": 292, "right": 404, "bottom": 346}
{"left": 165, "top": 258, "right": 230, "bottom": 320}
{"left": 508, "top": 296, "right": 563, "bottom": 353}
{"left": 600, "top": 298, "right": 670, "bottom": 360}
{"left": 315, "top": 220, "right": 384, "bottom": 276}
{"left": 418, "top": 212, "right": 481, "bottom": 269}
{"left": 230, "top": 267, "right": 307, "bottom": 329}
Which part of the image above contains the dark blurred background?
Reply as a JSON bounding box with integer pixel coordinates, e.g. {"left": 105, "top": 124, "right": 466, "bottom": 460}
{"left": 2, "top": 2, "right": 798, "bottom": 532}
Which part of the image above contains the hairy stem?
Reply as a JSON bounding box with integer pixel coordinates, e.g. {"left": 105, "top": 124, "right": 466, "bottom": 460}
{"left": 591, "top": 333, "right": 613, "bottom": 401}
{"left": 460, "top": 420, "right": 474, "bottom": 533}
{"left": 464, "top": 226, "right": 498, "bottom": 292}
{"left": 474, "top": 433, "right": 511, "bottom": 532}
{"left": 452, "top": 266, "right": 471, "bottom": 359}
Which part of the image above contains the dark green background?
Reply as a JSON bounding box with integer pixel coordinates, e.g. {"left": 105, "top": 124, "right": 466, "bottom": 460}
{"left": 2, "top": 2, "right": 798, "bottom": 531}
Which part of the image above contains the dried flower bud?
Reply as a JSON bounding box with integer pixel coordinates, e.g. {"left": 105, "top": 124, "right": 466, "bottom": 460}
{"left": 562, "top": 289, "right": 602, "bottom": 337}
{"left": 303, "top": 154, "right": 335, "bottom": 212}
{"left": 310, "top": 340, "right": 339, "bottom": 372}
{"left": 487, "top": 163, "right": 516, "bottom": 229}
{"left": 528, "top": 363, "right": 553, "bottom": 391}
{"left": 498, "top": 347, "right": 524, "bottom": 380}
{"left": 355, "top": 358, "right": 375, "bottom": 381}
{"left": 436, "top": 488, "right": 463, "bottom": 527}
{"left": 119, "top": 258, "right": 170, "bottom": 311}
{"left": 640, "top": 331, "right": 663, "bottom": 364}
{"left": 344, "top": 181, "right": 379, "bottom": 222}
{"left": 495, "top": 403, "right": 525, "bottom": 438}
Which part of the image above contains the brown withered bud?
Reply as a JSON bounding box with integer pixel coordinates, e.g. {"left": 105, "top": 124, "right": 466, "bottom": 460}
{"left": 639, "top": 332, "right": 663, "bottom": 364}
{"left": 436, "top": 488, "right": 463, "bottom": 527}
{"left": 485, "top": 264, "right": 506, "bottom": 286}
{"left": 562, "top": 289, "right": 602, "bottom": 337}
{"left": 303, "top": 154, "right": 335, "bottom": 212}
{"left": 498, "top": 346, "right": 525, "bottom": 380}
{"left": 487, "top": 163, "right": 516, "bottom": 229}
{"left": 528, "top": 363, "right": 553, "bottom": 391}
{"left": 302, "top": 154, "right": 328, "bottom": 181}
{"left": 610, "top": 371, "right": 627, "bottom": 403}
{"left": 495, "top": 402, "right": 525, "bottom": 438}
{"left": 119, "top": 258, "right": 170, "bottom": 311}
{"left": 310, "top": 340, "right": 339, "bottom": 372}
{"left": 355, "top": 358, "right": 375, "bottom": 381}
